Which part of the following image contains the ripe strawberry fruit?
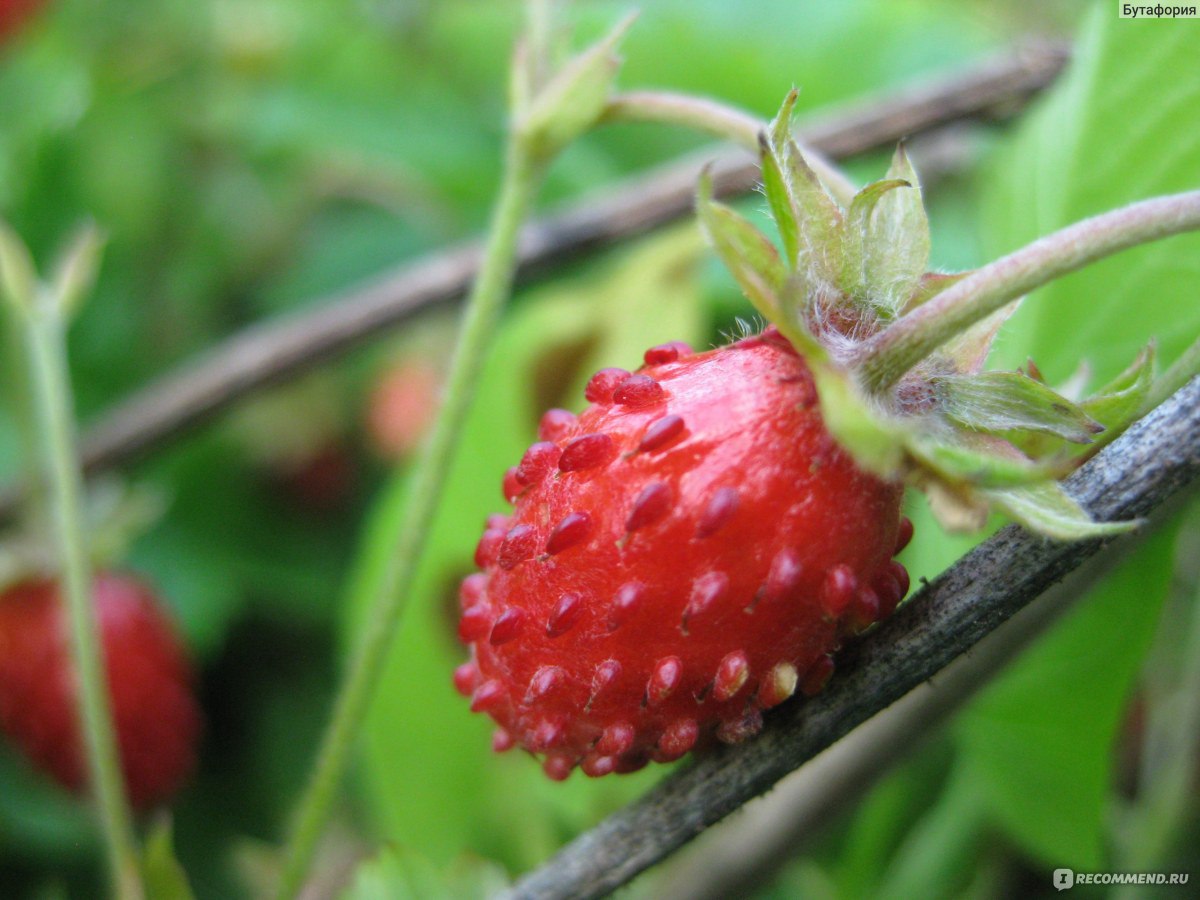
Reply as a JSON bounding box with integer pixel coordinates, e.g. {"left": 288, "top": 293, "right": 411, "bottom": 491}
{"left": 455, "top": 89, "right": 1144, "bottom": 779}
{"left": 454, "top": 331, "right": 912, "bottom": 779}
{"left": 0, "top": 573, "right": 201, "bottom": 809}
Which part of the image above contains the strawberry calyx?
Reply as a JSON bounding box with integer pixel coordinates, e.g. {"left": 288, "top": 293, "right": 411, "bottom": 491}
{"left": 696, "top": 89, "right": 1153, "bottom": 540}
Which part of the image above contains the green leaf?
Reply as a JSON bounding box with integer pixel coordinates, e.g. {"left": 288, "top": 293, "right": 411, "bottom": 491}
{"left": 141, "top": 818, "right": 195, "bottom": 900}
{"left": 954, "top": 519, "right": 1180, "bottom": 867}
{"left": 984, "top": 481, "right": 1137, "bottom": 541}
{"left": 984, "top": 8, "right": 1200, "bottom": 384}
{"left": 862, "top": 144, "right": 930, "bottom": 317}
{"left": 935, "top": 371, "right": 1103, "bottom": 444}
{"left": 873, "top": 767, "right": 987, "bottom": 900}
{"left": 517, "top": 12, "right": 635, "bottom": 162}
{"left": 696, "top": 170, "right": 787, "bottom": 320}
{"left": 340, "top": 846, "right": 508, "bottom": 900}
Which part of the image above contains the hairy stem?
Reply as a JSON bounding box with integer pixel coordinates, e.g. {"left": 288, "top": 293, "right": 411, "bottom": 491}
{"left": 602, "top": 90, "right": 857, "bottom": 205}
{"left": 275, "top": 143, "right": 544, "bottom": 898}
{"left": 20, "top": 303, "right": 142, "bottom": 898}
{"left": 855, "top": 190, "right": 1200, "bottom": 392}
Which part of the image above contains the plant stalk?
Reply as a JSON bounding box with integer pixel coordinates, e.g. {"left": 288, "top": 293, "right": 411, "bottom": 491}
{"left": 601, "top": 90, "right": 857, "bottom": 206}
{"left": 20, "top": 301, "right": 143, "bottom": 899}
{"left": 275, "top": 142, "right": 544, "bottom": 899}
{"left": 855, "top": 190, "right": 1200, "bottom": 392}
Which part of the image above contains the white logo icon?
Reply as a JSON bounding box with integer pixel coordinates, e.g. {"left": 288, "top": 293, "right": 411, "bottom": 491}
{"left": 1054, "top": 869, "right": 1075, "bottom": 891}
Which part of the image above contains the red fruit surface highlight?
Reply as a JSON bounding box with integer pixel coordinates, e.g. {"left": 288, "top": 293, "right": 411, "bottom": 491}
{"left": 456, "top": 333, "right": 911, "bottom": 778}
{"left": 0, "top": 573, "right": 201, "bottom": 810}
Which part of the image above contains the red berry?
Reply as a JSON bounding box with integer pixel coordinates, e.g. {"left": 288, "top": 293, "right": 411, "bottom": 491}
{"left": 0, "top": 573, "right": 201, "bottom": 810}
{"left": 455, "top": 334, "right": 911, "bottom": 778}
{"left": 366, "top": 359, "right": 441, "bottom": 460}
{"left": 0, "top": 0, "right": 46, "bottom": 43}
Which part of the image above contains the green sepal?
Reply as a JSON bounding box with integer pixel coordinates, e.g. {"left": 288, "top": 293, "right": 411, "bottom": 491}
{"left": 761, "top": 92, "right": 843, "bottom": 286}
{"left": 1008, "top": 346, "right": 1154, "bottom": 459}
{"left": 766, "top": 86, "right": 800, "bottom": 151}
{"left": 696, "top": 169, "right": 787, "bottom": 321}
{"left": 516, "top": 12, "right": 635, "bottom": 162}
{"left": 841, "top": 177, "right": 913, "bottom": 306}
{"left": 759, "top": 130, "right": 801, "bottom": 268}
{"left": 905, "top": 430, "right": 1070, "bottom": 489}
{"left": 862, "top": 144, "right": 930, "bottom": 316}
{"left": 935, "top": 371, "right": 1104, "bottom": 444}
{"left": 1080, "top": 344, "right": 1155, "bottom": 444}
{"left": 937, "top": 300, "right": 1021, "bottom": 376}
{"left": 984, "top": 482, "right": 1139, "bottom": 541}
{"left": 812, "top": 369, "right": 907, "bottom": 478}
{"left": 901, "top": 270, "right": 971, "bottom": 315}
{"left": 784, "top": 143, "right": 844, "bottom": 287}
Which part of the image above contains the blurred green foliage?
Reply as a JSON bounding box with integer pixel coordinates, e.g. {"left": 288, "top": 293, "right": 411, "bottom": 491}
{"left": 0, "top": 1, "right": 1196, "bottom": 898}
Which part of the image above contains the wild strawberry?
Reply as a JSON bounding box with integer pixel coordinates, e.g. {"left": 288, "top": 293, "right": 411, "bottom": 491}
{"left": 454, "top": 333, "right": 912, "bottom": 779}
{"left": 0, "top": 573, "right": 201, "bottom": 810}
{"left": 0, "top": 0, "right": 45, "bottom": 43}
{"left": 455, "top": 89, "right": 1143, "bottom": 778}
{"left": 366, "top": 359, "right": 442, "bottom": 460}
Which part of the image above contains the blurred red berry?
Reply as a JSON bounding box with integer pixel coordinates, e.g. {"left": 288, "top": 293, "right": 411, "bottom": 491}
{"left": 366, "top": 359, "right": 441, "bottom": 459}
{"left": 0, "top": 573, "right": 201, "bottom": 810}
{"left": 0, "top": 0, "right": 47, "bottom": 43}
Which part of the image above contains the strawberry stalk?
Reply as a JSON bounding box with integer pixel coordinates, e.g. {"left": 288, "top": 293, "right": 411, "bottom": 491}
{"left": 275, "top": 3, "right": 639, "bottom": 892}
{"left": 276, "top": 142, "right": 544, "bottom": 899}
{"left": 600, "top": 88, "right": 857, "bottom": 205}
{"left": 0, "top": 225, "right": 143, "bottom": 899}
{"left": 854, "top": 190, "right": 1200, "bottom": 392}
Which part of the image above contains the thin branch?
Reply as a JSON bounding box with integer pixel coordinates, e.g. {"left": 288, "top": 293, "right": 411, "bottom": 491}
{"left": 502, "top": 374, "right": 1200, "bottom": 900}
{"left": 855, "top": 191, "right": 1200, "bottom": 392}
{"left": 0, "top": 42, "right": 1064, "bottom": 521}
{"left": 602, "top": 90, "right": 858, "bottom": 206}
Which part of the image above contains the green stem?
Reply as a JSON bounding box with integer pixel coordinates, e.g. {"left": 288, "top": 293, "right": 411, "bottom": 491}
{"left": 20, "top": 301, "right": 142, "bottom": 899}
{"left": 275, "top": 143, "right": 544, "bottom": 899}
{"left": 601, "top": 90, "right": 858, "bottom": 206}
{"left": 855, "top": 190, "right": 1200, "bottom": 393}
